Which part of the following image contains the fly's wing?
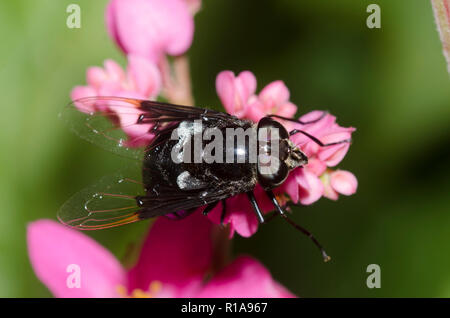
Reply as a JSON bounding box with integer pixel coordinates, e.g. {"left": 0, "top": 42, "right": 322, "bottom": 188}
{"left": 136, "top": 185, "right": 231, "bottom": 220}
{"left": 58, "top": 173, "right": 148, "bottom": 230}
{"left": 61, "top": 96, "right": 230, "bottom": 159}
{"left": 58, "top": 174, "right": 233, "bottom": 230}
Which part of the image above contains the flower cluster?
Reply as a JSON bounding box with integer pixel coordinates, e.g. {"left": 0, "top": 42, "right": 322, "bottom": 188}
{"left": 28, "top": 215, "right": 292, "bottom": 297}
{"left": 206, "top": 71, "right": 357, "bottom": 237}
{"left": 28, "top": 0, "right": 358, "bottom": 297}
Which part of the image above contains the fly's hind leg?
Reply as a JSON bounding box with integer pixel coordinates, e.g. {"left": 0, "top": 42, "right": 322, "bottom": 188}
{"left": 201, "top": 200, "right": 227, "bottom": 227}
{"left": 246, "top": 191, "right": 265, "bottom": 223}
{"left": 202, "top": 201, "right": 220, "bottom": 216}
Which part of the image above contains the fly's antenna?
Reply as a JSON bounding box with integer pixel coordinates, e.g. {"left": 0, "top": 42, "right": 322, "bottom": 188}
{"left": 268, "top": 111, "right": 328, "bottom": 125}
{"left": 291, "top": 127, "right": 352, "bottom": 149}
{"left": 279, "top": 213, "right": 331, "bottom": 262}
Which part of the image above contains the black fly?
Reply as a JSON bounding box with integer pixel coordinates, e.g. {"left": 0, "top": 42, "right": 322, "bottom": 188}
{"left": 58, "top": 97, "right": 350, "bottom": 261}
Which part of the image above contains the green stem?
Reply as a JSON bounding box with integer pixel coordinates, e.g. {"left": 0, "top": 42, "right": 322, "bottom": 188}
{"left": 431, "top": 0, "right": 450, "bottom": 73}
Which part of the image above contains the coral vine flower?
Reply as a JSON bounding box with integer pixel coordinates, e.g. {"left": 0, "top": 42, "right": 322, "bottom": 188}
{"left": 212, "top": 70, "right": 357, "bottom": 236}
{"left": 216, "top": 71, "right": 297, "bottom": 124}
{"left": 284, "top": 111, "right": 357, "bottom": 205}
{"left": 216, "top": 71, "right": 258, "bottom": 118}
{"left": 71, "top": 56, "right": 161, "bottom": 146}
{"left": 27, "top": 213, "right": 294, "bottom": 298}
{"left": 106, "top": 0, "right": 195, "bottom": 63}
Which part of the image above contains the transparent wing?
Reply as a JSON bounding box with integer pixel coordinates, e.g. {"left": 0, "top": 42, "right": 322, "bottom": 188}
{"left": 60, "top": 96, "right": 228, "bottom": 160}
{"left": 58, "top": 173, "right": 146, "bottom": 230}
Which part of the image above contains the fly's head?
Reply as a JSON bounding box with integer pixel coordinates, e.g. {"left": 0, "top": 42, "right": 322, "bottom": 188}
{"left": 256, "top": 117, "right": 308, "bottom": 190}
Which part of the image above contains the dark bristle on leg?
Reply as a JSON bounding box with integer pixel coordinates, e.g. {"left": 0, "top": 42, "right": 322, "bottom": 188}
{"left": 265, "top": 191, "right": 331, "bottom": 262}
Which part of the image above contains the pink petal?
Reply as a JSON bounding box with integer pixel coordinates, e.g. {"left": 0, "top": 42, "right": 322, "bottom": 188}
{"left": 127, "top": 212, "right": 213, "bottom": 296}
{"left": 317, "top": 131, "right": 352, "bottom": 167}
{"left": 235, "top": 71, "right": 257, "bottom": 101}
{"left": 216, "top": 70, "right": 256, "bottom": 118}
{"left": 106, "top": 0, "right": 194, "bottom": 62}
{"left": 70, "top": 86, "right": 97, "bottom": 113}
{"left": 330, "top": 170, "right": 358, "bottom": 196}
{"left": 196, "top": 256, "right": 295, "bottom": 298}
{"left": 299, "top": 110, "right": 333, "bottom": 124}
{"left": 207, "top": 194, "right": 259, "bottom": 238}
{"left": 283, "top": 174, "right": 300, "bottom": 203}
{"left": 127, "top": 54, "right": 161, "bottom": 98}
{"left": 318, "top": 145, "right": 349, "bottom": 167}
{"left": 245, "top": 99, "right": 267, "bottom": 122}
{"left": 296, "top": 168, "right": 324, "bottom": 205}
{"left": 259, "top": 80, "right": 290, "bottom": 106}
{"left": 104, "top": 59, "right": 126, "bottom": 82}
{"left": 185, "top": 0, "right": 202, "bottom": 14}
{"left": 105, "top": 90, "right": 154, "bottom": 146}
{"left": 228, "top": 209, "right": 259, "bottom": 238}
{"left": 305, "top": 157, "right": 327, "bottom": 176}
{"left": 86, "top": 66, "right": 108, "bottom": 88}
{"left": 276, "top": 101, "right": 297, "bottom": 118}
{"left": 216, "top": 71, "right": 236, "bottom": 114}
{"left": 27, "top": 220, "right": 126, "bottom": 298}
{"left": 321, "top": 171, "right": 339, "bottom": 201}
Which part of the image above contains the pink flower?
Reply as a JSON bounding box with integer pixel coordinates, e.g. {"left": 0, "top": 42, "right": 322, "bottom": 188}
{"left": 283, "top": 111, "right": 357, "bottom": 205}
{"left": 205, "top": 185, "right": 276, "bottom": 238}
{"left": 321, "top": 169, "right": 358, "bottom": 201}
{"left": 214, "top": 70, "right": 357, "bottom": 236}
{"left": 185, "top": 0, "right": 202, "bottom": 15}
{"left": 247, "top": 80, "right": 297, "bottom": 123}
{"left": 216, "top": 70, "right": 257, "bottom": 118}
{"left": 71, "top": 56, "right": 161, "bottom": 146}
{"left": 283, "top": 111, "right": 356, "bottom": 205}
{"left": 28, "top": 213, "right": 294, "bottom": 298}
{"left": 106, "top": 0, "right": 194, "bottom": 63}
{"left": 216, "top": 70, "right": 297, "bottom": 124}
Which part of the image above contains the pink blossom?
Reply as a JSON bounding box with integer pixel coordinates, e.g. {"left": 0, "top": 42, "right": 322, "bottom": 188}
{"left": 216, "top": 70, "right": 297, "bottom": 124}
{"left": 214, "top": 70, "right": 357, "bottom": 236}
{"left": 106, "top": 0, "right": 194, "bottom": 63}
{"left": 216, "top": 70, "right": 257, "bottom": 118}
{"left": 321, "top": 169, "right": 358, "bottom": 201}
{"left": 28, "top": 213, "right": 294, "bottom": 298}
{"left": 282, "top": 111, "right": 356, "bottom": 205}
{"left": 185, "top": 0, "right": 202, "bottom": 15}
{"left": 205, "top": 185, "right": 276, "bottom": 238}
{"left": 247, "top": 80, "right": 297, "bottom": 123}
{"left": 71, "top": 56, "right": 161, "bottom": 145}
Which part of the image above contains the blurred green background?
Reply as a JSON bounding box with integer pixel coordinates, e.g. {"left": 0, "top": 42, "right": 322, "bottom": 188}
{"left": 0, "top": 0, "right": 449, "bottom": 297}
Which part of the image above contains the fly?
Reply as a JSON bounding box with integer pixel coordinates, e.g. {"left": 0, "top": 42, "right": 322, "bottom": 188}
{"left": 58, "top": 97, "right": 351, "bottom": 261}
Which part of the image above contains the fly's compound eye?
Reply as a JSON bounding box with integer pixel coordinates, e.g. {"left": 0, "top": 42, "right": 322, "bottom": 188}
{"left": 257, "top": 117, "right": 289, "bottom": 139}
{"left": 257, "top": 117, "right": 290, "bottom": 189}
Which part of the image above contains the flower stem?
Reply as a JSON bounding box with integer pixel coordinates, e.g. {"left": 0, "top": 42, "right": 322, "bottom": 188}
{"left": 160, "top": 55, "right": 194, "bottom": 105}
{"left": 210, "top": 225, "right": 232, "bottom": 275}
{"left": 431, "top": 0, "right": 450, "bottom": 73}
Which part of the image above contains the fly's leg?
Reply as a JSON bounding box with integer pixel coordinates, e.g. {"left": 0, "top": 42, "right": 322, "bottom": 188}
{"left": 202, "top": 201, "right": 220, "bottom": 216}
{"left": 247, "top": 192, "right": 265, "bottom": 223}
{"left": 201, "top": 200, "right": 228, "bottom": 227}
{"left": 265, "top": 190, "right": 331, "bottom": 262}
